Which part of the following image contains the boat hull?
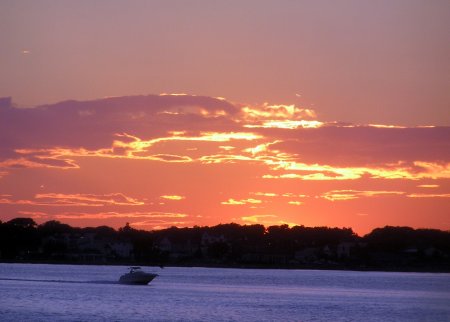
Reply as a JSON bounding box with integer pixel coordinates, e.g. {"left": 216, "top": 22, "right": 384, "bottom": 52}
{"left": 119, "top": 272, "right": 158, "bottom": 285}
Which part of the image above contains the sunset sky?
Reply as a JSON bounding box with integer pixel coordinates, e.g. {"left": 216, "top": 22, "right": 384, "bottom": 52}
{"left": 1, "top": 1, "right": 449, "bottom": 235}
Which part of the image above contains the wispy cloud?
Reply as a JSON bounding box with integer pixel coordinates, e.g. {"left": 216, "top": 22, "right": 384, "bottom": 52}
{"left": 241, "top": 214, "right": 298, "bottom": 227}
{"left": 222, "top": 198, "right": 262, "bottom": 205}
{"left": 406, "top": 193, "right": 450, "bottom": 198}
{"left": 263, "top": 161, "right": 450, "bottom": 181}
{"left": 252, "top": 192, "right": 278, "bottom": 197}
{"left": 321, "top": 190, "right": 404, "bottom": 201}
{"left": 54, "top": 211, "right": 187, "bottom": 220}
{"left": 239, "top": 103, "right": 317, "bottom": 122}
{"left": 0, "top": 193, "right": 145, "bottom": 207}
{"left": 241, "top": 214, "right": 277, "bottom": 223}
{"left": 244, "top": 120, "right": 323, "bottom": 129}
{"left": 0, "top": 155, "right": 79, "bottom": 169}
{"left": 130, "top": 219, "right": 192, "bottom": 230}
{"left": 160, "top": 195, "right": 185, "bottom": 201}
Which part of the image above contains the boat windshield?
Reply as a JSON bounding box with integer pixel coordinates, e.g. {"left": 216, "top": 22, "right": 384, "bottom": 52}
{"left": 129, "top": 266, "right": 141, "bottom": 273}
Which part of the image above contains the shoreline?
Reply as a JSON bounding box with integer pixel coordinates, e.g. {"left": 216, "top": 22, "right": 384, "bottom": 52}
{"left": 2, "top": 259, "right": 449, "bottom": 274}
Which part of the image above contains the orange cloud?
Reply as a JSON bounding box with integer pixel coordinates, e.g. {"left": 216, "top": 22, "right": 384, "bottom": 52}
{"left": 199, "top": 154, "right": 254, "bottom": 164}
{"left": 263, "top": 161, "right": 450, "bottom": 181}
{"left": 0, "top": 155, "right": 79, "bottom": 169}
{"left": 160, "top": 195, "right": 185, "bottom": 201}
{"left": 241, "top": 214, "right": 277, "bottom": 223}
{"left": 245, "top": 120, "right": 323, "bottom": 129}
{"left": 54, "top": 211, "right": 187, "bottom": 220}
{"left": 221, "top": 198, "right": 262, "bottom": 205}
{"left": 23, "top": 210, "right": 192, "bottom": 230}
{"left": 368, "top": 124, "right": 407, "bottom": 129}
{"left": 219, "top": 145, "right": 235, "bottom": 151}
{"left": 4, "top": 131, "right": 265, "bottom": 169}
{"left": 252, "top": 192, "right": 278, "bottom": 197}
{"left": 8, "top": 122, "right": 448, "bottom": 186}
{"left": 244, "top": 141, "right": 281, "bottom": 156}
{"left": 281, "top": 193, "right": 308, "bottom": 198}
{"left": 406, "top": 193, "right": 450, "bottom": 198}
{"left": 18, "top": 211, "right": 48, "bottom": 218}
{"left": 130, "top": 220, "right": 191, "bottom": 230}
{"left": 15, "top": 210, "right": 191, "bottom": 231}
{"left": 238, "top": 103, "right": 321, "bottom": 129}
{"left": 240, "top": 214, "right": 298, "bottom": 227}
{"left": 321, "top": 190, "right": 405, "bottom": 201}
{"left": 240, "top": 103, "right": 317, "bottom": 121}
{"left": 250, "top": 192, "right": 308, "bottom": 199}
{"left": 0, "top": 193, "right": 145, "bottom": 207}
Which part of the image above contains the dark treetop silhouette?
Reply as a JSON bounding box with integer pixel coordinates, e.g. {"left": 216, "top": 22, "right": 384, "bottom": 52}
{"left": 1, "top": 218, "right": 449, "bottom": 272}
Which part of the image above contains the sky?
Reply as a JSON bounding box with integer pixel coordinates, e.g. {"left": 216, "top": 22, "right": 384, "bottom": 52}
{"left": 0, "top": 1, "right": 449, "bottom": 235}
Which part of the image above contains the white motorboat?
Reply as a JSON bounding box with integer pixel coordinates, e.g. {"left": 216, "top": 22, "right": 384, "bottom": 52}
{"left": 119, "top": 267, "right": 158, "bottom": 285}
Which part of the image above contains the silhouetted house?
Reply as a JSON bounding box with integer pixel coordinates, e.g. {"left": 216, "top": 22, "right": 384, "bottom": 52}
{"left": 157, "top": 237, "right": 198, "bottom": 260}
{"left": 322, "top": 245, "right": 332, "bottom": 257}
{"left": 241, "top": 251, "right": 290, "bottom": 265}
{"left": 201, "top": 232, "right": 226, "bottom": 245}
{"left": 294, "top": 247, "right": 319, "bottom": 263}
{"left": 69, "top": 252, "right": 106, "bottom": 262}
{"left": 200, "top": 232, "right": 228, "bottom": 256}
{"left": 76, "top": 233, "right": 101, "bottom": 252}
{"left": 41, "top": 234, "right": 71, "bottom": 259}
{"left": 60, "top": 232, "right": 108, "bottom": 263}
{"left": 107, "top": 241, "right": 134, "bottom": 259}
{"left": 423, "top": 247, "right": 448, "bottom": 259}
{"left": 337, "top": 242, "right": 355, "bottom": 258}
{"left": 403, "top": 247, "right": 418, "bottom": 254}
{"left": 158, "top": 237, "right": 172, "bottom": 253}
{"left": 424, "top": 247, "right": 436, "bottom": 257}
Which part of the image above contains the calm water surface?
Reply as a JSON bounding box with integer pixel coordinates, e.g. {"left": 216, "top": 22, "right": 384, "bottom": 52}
{"left": 0, "top": 263, "right": 449, "bottom": 321}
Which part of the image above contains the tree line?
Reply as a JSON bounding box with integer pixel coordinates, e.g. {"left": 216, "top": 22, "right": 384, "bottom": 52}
{"left": 0, "top": 217, "right": 449, "bottom": 272}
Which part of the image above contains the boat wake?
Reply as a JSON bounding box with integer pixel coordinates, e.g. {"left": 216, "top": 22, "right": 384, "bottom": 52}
{"left": 0, "top": 277, "right": 118, "bottom": 284}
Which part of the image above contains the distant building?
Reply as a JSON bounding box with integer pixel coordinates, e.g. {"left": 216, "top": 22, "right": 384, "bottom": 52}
{"left": 108, "top": 241, "right": 133, "bottom": 259}
{"left": 157, "top": 237, "right": 198, "bottom": 260}
{"left": 294, "top": 247, "right": 319, "bottom": 263}
{"left": 337, "top": 242, "right": 355, "bottom": 258}
{"left": 201, "top": 232, "right": 226, "bottom": 245}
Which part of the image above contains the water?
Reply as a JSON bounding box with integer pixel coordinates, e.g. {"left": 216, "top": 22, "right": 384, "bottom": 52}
{"left": 0, "top": 264, "right": 449, "bottom": 321}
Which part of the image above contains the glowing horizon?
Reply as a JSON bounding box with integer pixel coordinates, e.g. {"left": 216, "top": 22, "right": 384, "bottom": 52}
{"left": 0, "top": 94, "right": 449, "bottom": 235}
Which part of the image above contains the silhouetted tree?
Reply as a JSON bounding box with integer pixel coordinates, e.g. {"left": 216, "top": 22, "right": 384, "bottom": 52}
{"left": 0, "top": 217, "right": 449, "bottom": 271}
{"left": 38, "top": 220, "right": 73, "bottom": 235}
{"left": 7, "top": 217, "right": 37, "bottom": 229}
{"left": 1, "top": 218, "right": 39, "bottom": 259}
